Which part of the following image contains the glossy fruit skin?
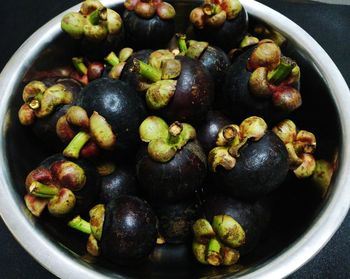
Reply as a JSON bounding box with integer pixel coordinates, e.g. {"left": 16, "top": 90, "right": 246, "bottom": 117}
{"left": 160, "top": 56, "right": 215, "bottom": 124}
{"left": 196, "top": 110, "right": 231, "bottom": 153}
{"left": 78, "top": 78, "right": 147, "bottom": 156}
{"left": 199, "top": 45, "right": 231, "bottom": 93}
{"left": 123, "top": 10, "right": 175, "bottom": 50}
{"left": 120, "top": 49, "right": 153, "bottom": 91}
{"left": 216, "top": 131, "right": 289, "bottom": 198}
{"left": 32, "top": 78, "right": 83, "bottom": 150}
{"left": 136, "top": 141, "right": 207, "bottom": 204}
{"left": 154, "top": 200, "right": 199, "bottom": 244}
{"left": 192, "top": 8, "right": 248, "bottom": 52}
{"left": 101, "top": 195, "right": 157, "bottom": 265}
{"left": 99, "top": 166, "right": 139, "bottom": 204}
{"left": 223, "top": 47, "right": 300, "bottom": 123}
{"left": 202, "top": 194, "right": 270, "bottom": 255}
{"left": 39, "top": 154, "right": 100, "bottom": 214}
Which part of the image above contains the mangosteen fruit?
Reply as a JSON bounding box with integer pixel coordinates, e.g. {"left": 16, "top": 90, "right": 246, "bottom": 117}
{"left": 197, "top": 111, "right": 232, "bottom": 153}
{"left": 18, "top": 79, "right": 83, "bottom": 150}
{"left": 99, "top": 165, "right": 139, "bottom": 203}
{"left": 68, "top": 195, "right": 158, "bottom": 265}
{"left": 136, "top": 116, "right": 207, "bottom": 203}
{"left": 24, "top": 154, "right": 100, "bottom": 218}
{"left": 61, "top": 78, "right": 147, "bottom": 159}
{"left": 154, "top": 200, "right": 199, "bottom": 244}
{"left": 61, "top": 0, "right": 124, "bottom": 60}
{"left": 223, "top": 40, "right": 302, "bottom": 122}
{"left": 208, "top": 116, "right": 289, "bottom": 198}
{"left": 193, "top": 194, "right": 270, "bottom": 261}
{"left": 130, "top": 49, "right": 214, "bottom": 123}
{"left": 189, "top": 0, "right": 248, "bottom": 51}
{"left": 122, "top": 0, "right": 176, "bottom": 50}
{"left": 172, "top": 34, "right": 231, "bottom": 94}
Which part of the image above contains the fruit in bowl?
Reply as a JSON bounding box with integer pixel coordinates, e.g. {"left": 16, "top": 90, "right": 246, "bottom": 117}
{"left": 0, "top": 0, "right": 348, "bottom": 276}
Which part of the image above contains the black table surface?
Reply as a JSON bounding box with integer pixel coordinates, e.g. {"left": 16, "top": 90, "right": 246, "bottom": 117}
{"left": 0, "top": 1, "right": 349, "bottom": 278}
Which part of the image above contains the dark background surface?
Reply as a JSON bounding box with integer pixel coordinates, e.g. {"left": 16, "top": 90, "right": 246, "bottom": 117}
{"left": 0, "top": 0, "right": 349, "bottom": 278}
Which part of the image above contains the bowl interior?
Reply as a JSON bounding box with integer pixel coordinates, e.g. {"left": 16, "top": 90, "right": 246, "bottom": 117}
{"left": 2, "top": 1, "right": 341, "bottom": 278}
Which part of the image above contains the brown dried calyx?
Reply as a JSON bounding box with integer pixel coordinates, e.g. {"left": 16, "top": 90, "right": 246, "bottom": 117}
{"left": 24, "top": 160, "right": 86, "bottom": 217}
{"left": 124, "top": 0, "right": 176, "bottom": 20}
{"left": 272, "top": 119, "right": 317, "bottom": 178}
{"left": 247, "top": 40, "right": 302, "bottom": 112}
{"left": 190, "top": 0, "right": 242, "bottom": 29}
{"left": 208, "top": 116, "right": 268, "bottom": 172}
{"left": 56, "top": 106, "right": 117, "bottom": 159}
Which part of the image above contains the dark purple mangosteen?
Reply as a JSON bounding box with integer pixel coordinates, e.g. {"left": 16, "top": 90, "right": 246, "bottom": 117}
{"left": 201, "top": 194, "right": 270, "bottom": 255}
{"left": 169, "top": 34, "right": 231, "bottom": 95}
{"left": 136, "top": 116, "right": 207, "bottom": 203}
{"left": 68, "top": 195, "right": 158, "bottom": 265}
{"left": 18, "top": 78, "right": 84, "bottom": 151}
{"left": 189, "top": 0, "right": 248, "bottom": 52}
{"left": 129, "top": 49, "right": 215, "bottom": 124}
{"left": 61, "top": 0, "right": 125, "bottom": 60}
{"left": 208, "top": 116, "right": 289, "bottom": 198}
{"left": 59, "top": 78, "right": 147, "bottom": 160}
{"left": 24, "top": 153, "right": 100, "bottom": 219}
{"left": 122, "top": 0, "right": 176, "bottom": 50}
{"left": 223, "top": 40, "right": 302, "bottom": 123}
{"left": 197, "top": 110, "right": 232, "bottom": 153}
{"left": 154, "top": 200, "right": 200, "bottom": 244}
{"left": 99, "top": 165, "right": 139, "bottom": 203}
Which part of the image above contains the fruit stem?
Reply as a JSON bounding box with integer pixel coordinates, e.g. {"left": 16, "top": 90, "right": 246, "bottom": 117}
{"left": 88, "top": 9, "right": 100, "bottom": 25}
{"left": 268, "top": 61, "right": 293, "bottom": 85}
{"left": 168, "top": 122, "right": 183, "bottom": 145}
{"left": 68, "top": 215, "right": 92, "bottom": 234}
{"left": 29, "top": 181, "right": 59, "bottom": 199}
{"left": 177, "top": 33, "right": 188, "bottom": 53}
{"left": 72, "top": 57, "right": 88, "bottom": 75}
{"left": 133, "top": 59, "right": 162, "bottom": 83}
{"left": 63, "top": 131, "right": 91, "bottom": 159}
{"left": 206, "top": 238, "right": 222, "bottom": 266}
{"left": 105, "top": 51, "right": 120, "bottom": 66}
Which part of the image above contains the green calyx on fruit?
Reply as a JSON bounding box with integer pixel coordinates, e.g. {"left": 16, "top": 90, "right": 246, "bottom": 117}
{"left": 192, "top": 215, "right": 243, "bottom": 266}
{"left": 312, "top": 160, "right": 334, "bottom": 198}
{"left": 248, "top": 41, "right": 302, "bottom": 112}
{"left": 18, "top": 81, "right": 73, "bottom": 125}
{"left": 68, "top": 204, "right": 106, "bottom": 257}
{"left": 124, "top": 0, "right": 176, "bottom": 20}
{"left": 239, "top": 34, "right": 259, "bottom": 49}
{"left": 139, "top": 116, "right": 196, "bottom": 162}
{"left": 190, "top": 0, "right": 242, "bottom": 29}
{"left": 273, "top": 119, "right": 317, "bottom": 178}
{"left": 60, "top": 106, "right": 117, "bottom": 159}
{"left": 105, "top": 48, "right": 134, "bottom": 80}
{"left": 61, "top": 0, "right": 122, "bottom": 41}
{"left": 208, "top": 116, "right": 268, "bottom": 172}
{"left": 133, "top": 49, "right": 183, "bottom": 110}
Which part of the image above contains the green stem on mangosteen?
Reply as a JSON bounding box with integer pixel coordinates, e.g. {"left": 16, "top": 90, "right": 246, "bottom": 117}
{"left": 167, "top": 122, "right": 183, "bottom": 145}
{"left": 29, "top": 181, "right": 59, "bottom": 199}
{"left": 72, "top": 57, "right": 88, "bottom": 75}
{"left": 268, "top": 61, "right": 293, "bottom": 85}
{"left": 87, "top": 8, "right": 101, "bottom": 25}
{"left": 105, "top": 51, "right": 120, "bottom": 66}
{"left": 206, "top": 238, "right": 222, "bottom": 266}
{"left": 133, "top": 59, "right": 162, "bottom": 83}
{"left": 63, "top": 131, "right": 91, "bottom": 159}
{"left": 177, "top": 33, "right": 188, "bottom": 53}
{"left": 68, "top": 215, "right": 92, "bottom": 234}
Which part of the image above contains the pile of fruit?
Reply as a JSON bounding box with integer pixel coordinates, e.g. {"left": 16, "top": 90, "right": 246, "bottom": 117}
{"left": 18, "top": 0, "right": 334, "bottom": 269}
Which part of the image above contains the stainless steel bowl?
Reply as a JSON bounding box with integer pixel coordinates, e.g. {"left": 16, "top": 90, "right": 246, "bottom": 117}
{"left": 0, "top": 0, "right": 350, "bottom": 278}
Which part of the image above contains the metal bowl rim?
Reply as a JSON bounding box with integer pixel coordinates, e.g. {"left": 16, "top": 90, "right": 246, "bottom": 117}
{"left": 0, "top": 0, "right": 349, "bottom": 278}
